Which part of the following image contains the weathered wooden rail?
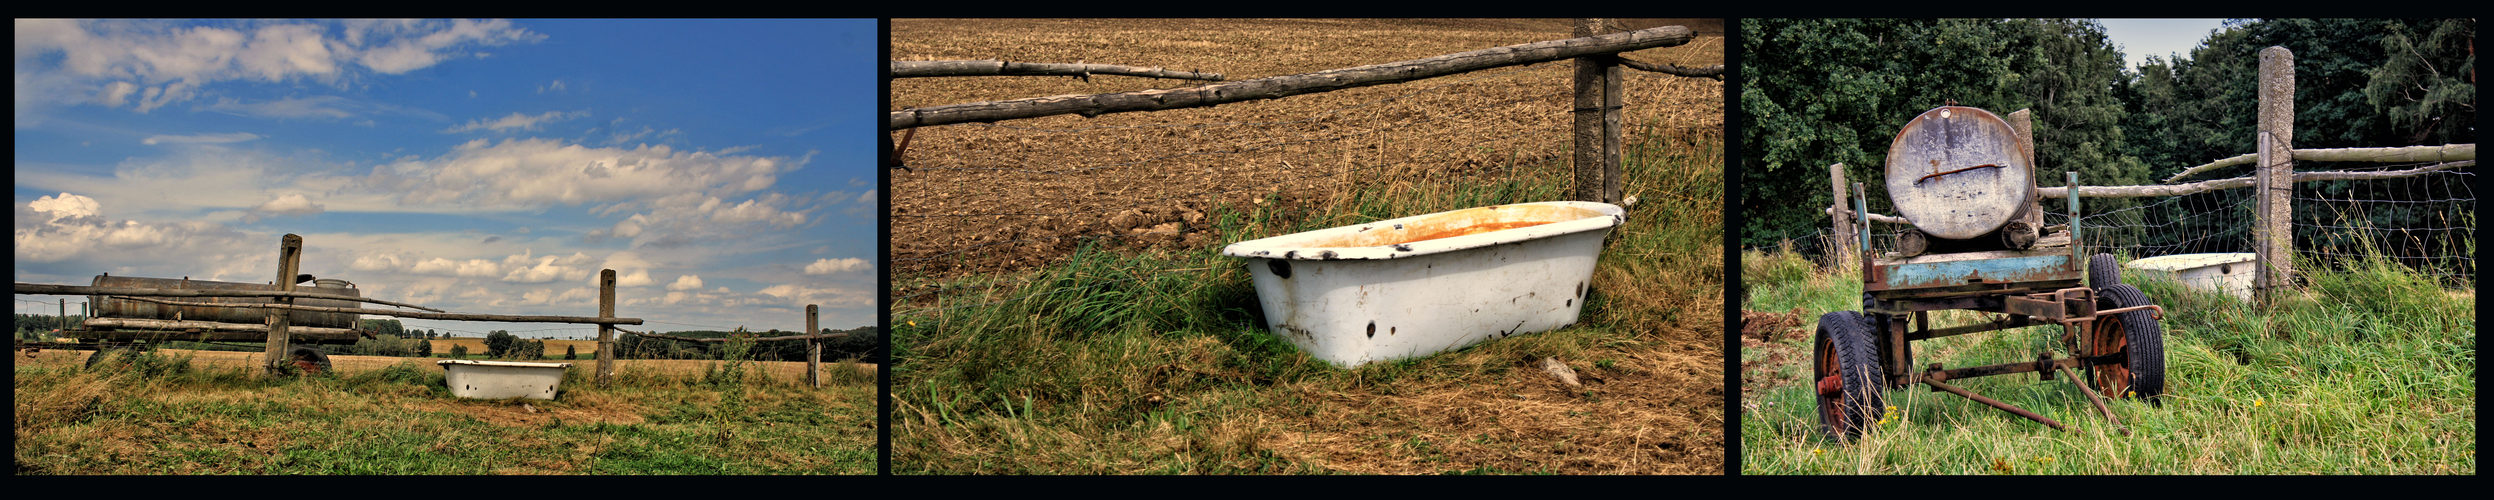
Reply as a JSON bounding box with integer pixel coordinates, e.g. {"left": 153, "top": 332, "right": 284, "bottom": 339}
{"left": 892, "top": 60, "right": 1223, "bottom": 81}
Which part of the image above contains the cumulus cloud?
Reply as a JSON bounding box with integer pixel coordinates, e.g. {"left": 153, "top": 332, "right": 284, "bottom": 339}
{"left": 13, "top": 192, "right": 257, "bottom": 280}
{"left": 14, "top": 19, "right": 541, "bottom": 115}
{"left": 371, "top": 138, "right": 788, "bottom": 210}
{"left": 803, "top": 258, "right": 867, "bottom": 275}
{"left": 666, "top": 274, "right": 704, "bottom": 291}
{"left": 25, "top": 192, "right": 103, "bottom": 224}
{"left": 442, "top": 109, "right": 587, "bottom": 134}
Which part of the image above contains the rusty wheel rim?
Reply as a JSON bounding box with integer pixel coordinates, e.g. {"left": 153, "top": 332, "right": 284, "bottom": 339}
{"left": 1814, "top": 334, "right": 1849, "bottom": 432}
{"left": 2088, "top": 317, "right": 2131, "bottom": 398}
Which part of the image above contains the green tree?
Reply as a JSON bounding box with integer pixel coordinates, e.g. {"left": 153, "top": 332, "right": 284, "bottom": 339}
{"left": 450, "top": 344, "right": 469, "bottom": 359}
{"left": 484, "top": 330, "right": 518, "bottom": 359}
{"left": 564, "top": 344, "right": 577, "bottom": 360}
{"left": 2365, "top": 18, "right": 2476, "bottom": 146}
{"left": 418, "top": 339, "right": 433, "bottom": 357}
{"left": 1740, "top": 18, "right": 2141, "bottom": 249}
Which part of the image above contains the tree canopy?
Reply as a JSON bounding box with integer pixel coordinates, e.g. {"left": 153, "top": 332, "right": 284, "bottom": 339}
{"left": 1740, "top": 18, "right": 2475, "bottom": 251}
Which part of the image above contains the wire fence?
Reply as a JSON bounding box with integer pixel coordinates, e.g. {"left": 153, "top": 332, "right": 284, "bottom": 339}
{"left": 1761, "top": 160, "right": 2475, "bottom": 288}
{"left": 891, "top": 46, "right": 1724, "bottom": 318}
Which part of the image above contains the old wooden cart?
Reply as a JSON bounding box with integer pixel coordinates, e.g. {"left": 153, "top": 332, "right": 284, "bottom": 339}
{"left": 1815, "top": 106, "right": 2167, "bottom": 439}
{"left": 23, "top": 274, "right": 374, "bottom": 373}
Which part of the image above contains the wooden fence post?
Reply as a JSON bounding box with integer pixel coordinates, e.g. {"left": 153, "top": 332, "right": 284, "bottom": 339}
{"left": 2256, "top": 46, "right": 2295, "bottom": 306}
{"left": 597, "top": 269, "right": 617, "bottom": 385}
{"left": 805, "top": 304, "right": 821, "bottom": 389}
{"left": 263, "top": 234, "right": 301, "bottom": 375}
{"left": 1601, "top": 38, "right": 1624, "bottom": 205}
{"left": 1572, "top": 18, "right": 1604, "bottom": 203}
{"left": 1827, "top": 163, "right": 1853, "bottom": 263}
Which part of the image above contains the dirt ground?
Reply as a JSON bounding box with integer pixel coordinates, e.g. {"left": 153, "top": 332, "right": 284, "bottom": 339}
{"left": 889, "top": 18, "right": 1726, "bottom": 283}
{"left": 1739, "top": 308, "right": 1807, "bottom": 399}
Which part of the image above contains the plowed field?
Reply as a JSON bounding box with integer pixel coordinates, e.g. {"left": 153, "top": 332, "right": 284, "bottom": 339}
{"left": 890, "top": 18, "right": 1725, "bottom": 281}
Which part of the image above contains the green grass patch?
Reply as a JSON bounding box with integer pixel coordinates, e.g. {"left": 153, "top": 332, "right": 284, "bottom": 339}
{"left": 1739, "top": 247, "right": 2475, "bottom": 474}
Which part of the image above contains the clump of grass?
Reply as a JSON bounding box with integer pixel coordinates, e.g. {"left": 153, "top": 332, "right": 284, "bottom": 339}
{"left": 894, "top": 130, "right": 1725, "bottom": 474}
{"left": 1740, "top": 241, "right": 2475, "bottom": 474}
{"left": 15, "top": 349, "right": 876, "bottom": 474}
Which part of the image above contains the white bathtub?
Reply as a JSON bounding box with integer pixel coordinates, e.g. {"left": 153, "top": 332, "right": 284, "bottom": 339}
{"left": 1220, "top": 201, "right": 1625, "bottom": 367}
{"left": 2125, "top": 252, "right": 2257, "bottom": 301}
{"left": 439, "top": 359, "right": 573, "bottom": 400}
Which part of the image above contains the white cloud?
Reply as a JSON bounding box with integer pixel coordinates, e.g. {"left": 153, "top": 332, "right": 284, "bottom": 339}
{"left": 250, "top": 193, "right": 323, "bottom": 216}
{"left": 98, "top": 81, "right": 138, "bottom": 107}
{"left": 142, "top": 131, "right": 261, "bottom": 145}
{"left": 500, "top": 251, "right": 595, "bottom": 284}
{"left": 803, "top": 258, "right": 867, "bottom": 275}
{"left": 666, "top": 274, "right": 704, "bottom": 291}
{"left": 14, "top": 19, "right": 541, "bottom": 116}
{"left": 442, "top": 109, "right": 587, "bottom": 134}
{"left": 25, "top": 192, "right": 102, "bottom": 223}
{"left": 352, "top": 19, "right": 542, "bottom": 74}
{"left": 371, "top": 138, "right": 789, "bottom": 211}
{"left": 755, "top": 283, "right": 875, "bottom": 308}
{"left": 13, "top": 192, "right": 258, "bottom": 281}
{"left": 537, "top": 79, "right": 565, "bottom": 93}
{"left": 409, "top": 256, "right": 503, "bottom": 278}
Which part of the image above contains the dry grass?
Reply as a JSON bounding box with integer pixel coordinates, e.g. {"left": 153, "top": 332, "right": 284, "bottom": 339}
{"left": 37, "top": 349, "right": 874, "bottom": 382}
{"left": 15, "top": 345, "right": 877, "bottom": 474}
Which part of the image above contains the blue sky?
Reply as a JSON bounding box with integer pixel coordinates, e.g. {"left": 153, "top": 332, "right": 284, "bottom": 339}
{"left": 15, "top": 19, "right": 880, "bottom": 338}
{"left": 2094, "top": 19, "right": 2229, "bottom": 72}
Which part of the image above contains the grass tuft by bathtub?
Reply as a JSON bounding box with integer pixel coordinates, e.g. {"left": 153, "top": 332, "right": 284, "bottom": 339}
{"left": 891, "top": 129, "right": 1726, "bottom": 474}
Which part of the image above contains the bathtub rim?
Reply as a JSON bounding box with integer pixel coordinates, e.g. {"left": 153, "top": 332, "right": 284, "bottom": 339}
{"left": 1218, "top": 201, "right": 1625, "bottom": 261}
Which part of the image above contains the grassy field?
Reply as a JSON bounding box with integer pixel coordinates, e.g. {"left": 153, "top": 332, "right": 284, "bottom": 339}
{"left": 890, "top": 126, "right": 1725, "bottom": 474}
{"left": 1738, "top": 247, "right": 2475, "bottom": 474}
{"left": 15, "top": 349, "right": 877, "bottom": 474}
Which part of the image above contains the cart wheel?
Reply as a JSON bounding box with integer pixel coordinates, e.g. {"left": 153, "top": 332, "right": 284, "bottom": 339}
{"left": 289, "top": 346, "right": 333, "bottom": 374}
{"left": 2087, "top": 283, "right": 2165, "bottom": 405}
{"left": 2089, "top": 253, "right": 2122, "bottom": 289}
{"left": 1814, "top": 311, "right": 1886, "bottom": 440}
{"left": 83, "top": 347, "right": 130, "bottom": 370}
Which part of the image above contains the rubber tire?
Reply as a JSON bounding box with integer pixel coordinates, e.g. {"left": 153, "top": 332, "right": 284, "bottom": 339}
{"left": 2089, "top": 253, "right": 2122, "bottom": 289}
{"left": 2092, "top": 283, "right": 2165, "bottom": 405}
{"left": 1813, "top": 311, "right": 1886, "bottom": 441}
{"left": 289, "top": 346, "right": 333, "bottom": 374}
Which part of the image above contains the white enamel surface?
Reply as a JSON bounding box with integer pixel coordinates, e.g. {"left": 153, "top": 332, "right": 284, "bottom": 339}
{"left": 439, "top": 360, "right": 572, "bottom": 400}
{"left": 1222, "top": 201, "right": 1623, "bottom": 367}
{"left": 2125, "top": 252, "right": 2257, "bottom": 301}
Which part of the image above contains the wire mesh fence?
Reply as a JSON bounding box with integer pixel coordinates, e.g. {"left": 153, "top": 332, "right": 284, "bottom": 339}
{"left": 1760, "top": 160, "right": 2474, "bottom": 288}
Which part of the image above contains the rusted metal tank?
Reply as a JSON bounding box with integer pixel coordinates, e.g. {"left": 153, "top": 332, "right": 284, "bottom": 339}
{"left": 88, "top": 275, "right": 364, "bottom": 329}
{"left": 1885, "top": 106, "right": 2035, "bottom": 241}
